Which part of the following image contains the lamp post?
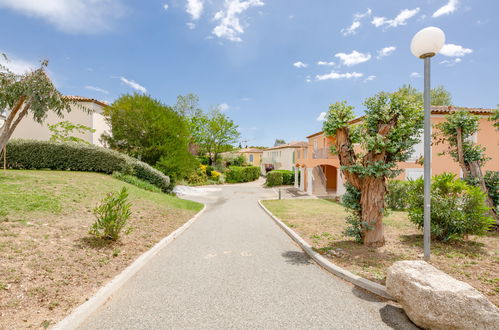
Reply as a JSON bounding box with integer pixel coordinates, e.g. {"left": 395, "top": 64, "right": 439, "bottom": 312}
{"left": 410, "top": 27, "right": 445, "bottom": 261}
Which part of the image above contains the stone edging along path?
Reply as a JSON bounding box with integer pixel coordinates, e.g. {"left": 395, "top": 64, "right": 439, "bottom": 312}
{"left": 258, "top": 200, "right": 394, "bottom": 301}
{"left": 53, "top": 205, "right": 207, "bottom": 330}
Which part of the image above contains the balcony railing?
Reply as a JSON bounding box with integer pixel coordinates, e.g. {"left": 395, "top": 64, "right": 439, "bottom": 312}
{"left": 312, "top": 148, "right": 332, "bottom": 159}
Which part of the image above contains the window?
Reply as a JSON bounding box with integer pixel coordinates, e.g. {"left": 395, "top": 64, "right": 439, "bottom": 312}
{"left": 249, "top": 154, "right": 254, "bottom": 162}
{"left": 313, "top": 139, "right": 318, "bottom": 151}
{"left": 406, "top": 168, "right": 424, "bottom": 180}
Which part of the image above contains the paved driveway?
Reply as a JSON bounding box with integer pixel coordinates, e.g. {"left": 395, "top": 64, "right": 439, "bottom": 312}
{"left": 78, "top": 180, "right": 416, "bottom": 329}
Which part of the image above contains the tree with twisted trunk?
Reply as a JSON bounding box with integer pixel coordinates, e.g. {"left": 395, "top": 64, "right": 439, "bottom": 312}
{"left": 0, "top": 58, "right": 71, "bottom": 152}
{"left": 323, "top": 90, "right": 423, "bottom": 246}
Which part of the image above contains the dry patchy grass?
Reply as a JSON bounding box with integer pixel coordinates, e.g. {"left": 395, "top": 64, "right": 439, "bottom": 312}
{"left": 0, "top": 170, "right": 202, "bottom": 329}
{"left": 262, "top": 199, "right": 499, "bottom": 306}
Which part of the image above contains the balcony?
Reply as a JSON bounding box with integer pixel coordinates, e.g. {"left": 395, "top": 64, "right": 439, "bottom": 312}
{"left": 312, "top": 148, "right": 331, "bottom": 159}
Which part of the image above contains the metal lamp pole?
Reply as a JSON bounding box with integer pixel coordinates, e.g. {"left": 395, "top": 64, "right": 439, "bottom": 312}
{"left": 411, "top": 27, "right": 446, "bottom": 262}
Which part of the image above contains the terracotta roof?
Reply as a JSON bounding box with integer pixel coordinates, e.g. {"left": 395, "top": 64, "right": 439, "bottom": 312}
{"left": 306, "top": 106, "right": 495, "bottom": 138}
{"left": 265, "top": 141, "right": 307, "bottom": 150}
{"left": 63, "top": 95, "right": 108, "bottom": 108}
{"left": 237, "top": 148, "right": 264, "bottom": 153}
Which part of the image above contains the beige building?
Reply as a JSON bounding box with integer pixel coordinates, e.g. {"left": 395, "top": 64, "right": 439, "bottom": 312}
{"left": 237, "top": 148, "right": 264, "bottom": 166}
{"left": 261, "top": 141, "right": 307, "bottom": 174}
{"left": 10, "top": 96, "right": 110, "bottom": 146}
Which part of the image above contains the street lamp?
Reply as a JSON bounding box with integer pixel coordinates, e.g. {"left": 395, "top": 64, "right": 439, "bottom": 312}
{"left": 410, "top": 27, "right": 445, "bottom": 261}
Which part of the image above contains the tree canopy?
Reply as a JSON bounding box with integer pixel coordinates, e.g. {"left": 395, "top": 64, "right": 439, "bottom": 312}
{"left": 399, "top": 84, "right": 452, "bottom": 106}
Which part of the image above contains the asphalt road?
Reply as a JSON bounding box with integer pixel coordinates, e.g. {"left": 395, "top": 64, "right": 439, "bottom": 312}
{"left": 78, "top": 180, "right": 417, "bottom": 329}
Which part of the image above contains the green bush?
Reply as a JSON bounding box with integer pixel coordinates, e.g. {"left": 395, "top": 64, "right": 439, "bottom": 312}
{"left": 484, "top": 171, "right": 498, "bottom": 212}
{"left": 90, "top": 187, "right": 132, "bottom": 241}
{"left": 274, "top": 170, "right": 294, "bottom": 185}
{"left": 407, "top": 173, "right": 495, "bottom": 241}
{"left": 187, "top": 167, "right": 208, "bottom": 185}
{"left": 206, "top": 165, "right": 214, "bottom": 177}
{"left": 225, "top": 166, "right": 260, "bottom": 183}
{"left": 266, "top": 171, "right": 283, "bottom": 187}
{"left": 112, "top": 172, "right": 161, "bottom": 193}
{"left": 386, "top": 180, "right": 411, "bottom": 210}
{"left": 6, "top": 139, "right": 171, "bottom": 192}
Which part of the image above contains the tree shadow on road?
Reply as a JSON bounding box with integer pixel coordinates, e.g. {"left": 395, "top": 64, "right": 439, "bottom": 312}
{"left": 281, "top": 251, "right": 313, "bottom": 265}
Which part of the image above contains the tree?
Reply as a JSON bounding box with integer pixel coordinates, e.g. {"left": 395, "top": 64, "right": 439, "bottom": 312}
{"left": 0, "top": 58, "right": 71, "bottom": 151}
{"left": 102, "top": 94, "right": 197, "bottom": 180}
{"left": 399, "top": 84, "right": 452, "bottom": 106}
{"left": 435, "top": 109, "right": 498, "bottom": 223}
{"left": 196, "top": 109, "right": 240, "bottom": 165}
{"left": 323, "top": 89, "right": 423, "bottom": 246}
{"left": 274, "top": 139, "right": 286, "bottom": 146}
{"left": 49, "top": 121, "right": 95, "bottom": 144}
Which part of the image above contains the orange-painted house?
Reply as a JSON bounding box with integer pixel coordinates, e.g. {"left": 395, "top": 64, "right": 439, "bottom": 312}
{"left": 295, "top": 106, "right": 498, "bottom": 196}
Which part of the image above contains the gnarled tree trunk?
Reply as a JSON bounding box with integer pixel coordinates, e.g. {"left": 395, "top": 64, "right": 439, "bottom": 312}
{"left": 360, "top": 176, "right": 386, "bottom": 246}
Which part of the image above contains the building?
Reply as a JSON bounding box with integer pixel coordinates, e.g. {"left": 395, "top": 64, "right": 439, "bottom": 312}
{"left": 237, "top": 148, "right": 264, "bottom": 166}
{"left": 261, "top": 141, "right": 307, "bottom": 174}
{"left": 10, "top": 96, "right": 110, "bottom": 147}
{"left": 296, "top": 106, "right": 498, "bottom": 197}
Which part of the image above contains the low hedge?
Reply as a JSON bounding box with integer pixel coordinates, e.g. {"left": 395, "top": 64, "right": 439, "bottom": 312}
{"left": 266, "top": 171, "right": 283, "bottom": 187}
{"left": 225, "top": 166, "right": 260, "bottom": 183}
{"left": 6, "top": 139, "right": 171, "bottom": 192}
{"left": 273, "top": 170, "right": 294, "bottom": 185}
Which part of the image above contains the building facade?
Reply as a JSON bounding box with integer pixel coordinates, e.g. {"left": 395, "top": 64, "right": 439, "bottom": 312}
{"left": 10, "top": 96, "right": 109, "bottom": 147}
{"left": 261, "top": 141, "right": 307, "bottom": 174}
{"left": 296, "top": 106, "right": 498, "bottom": 197}
{"left": 238, "top": 148, "right": 264, "bottom": 166}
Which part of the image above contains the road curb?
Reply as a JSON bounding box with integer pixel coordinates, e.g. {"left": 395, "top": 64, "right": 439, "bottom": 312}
{"left": 258, "top": 200, "right": 394, "bottom": 301}
{"left": 53, "top": 204, "right": 207, "bottom": 330}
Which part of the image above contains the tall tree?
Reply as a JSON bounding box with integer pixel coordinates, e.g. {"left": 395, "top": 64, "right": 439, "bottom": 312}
{"left": 196, "top": 108, "right": 240, "bottom": 165}
{"left": 323, "top": 89, "right": 423, "bottom": 246}
{"left": 102, "top": 94, "right": 196, "bottom": 180}
{"left": 274, "top": 139, "right": 286, "bottom": 146}
{"left": 435, "top": 109, "right": 498, "bottom": 223}
{"left": 399, "top": 84, "right": 452, "bottom": 106}
{"left": 0, "top": 58, "right": 71, "bottom": 151}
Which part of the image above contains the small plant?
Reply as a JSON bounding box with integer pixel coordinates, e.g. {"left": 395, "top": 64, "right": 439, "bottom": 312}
{"left": 386, "top": 180, "right": 411, "bottom": 210}
{"left": 90, "top": 187, "right": 132, "bottom": 241}
{"left": 407, "top": 173, "right": 494, "bottom": 241}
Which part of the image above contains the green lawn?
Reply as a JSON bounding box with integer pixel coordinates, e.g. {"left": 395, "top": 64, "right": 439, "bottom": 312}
{"left": 262, "top": 199, "right": 499, "bottom": 306}
{"left": 0, "top": 170, "right": 202, "bottom": 329}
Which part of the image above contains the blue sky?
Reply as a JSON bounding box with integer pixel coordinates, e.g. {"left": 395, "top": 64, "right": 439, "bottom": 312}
{"left": 0, "top": 0, "right": 497, "bottom": 147}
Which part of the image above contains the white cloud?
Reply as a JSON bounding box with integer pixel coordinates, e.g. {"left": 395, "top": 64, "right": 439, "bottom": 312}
{"left": 186, "top": 22, "right": 196, "bottom": 29}
{"left": 377, "top": 46, "right": 396, "bottom": 58}
{"left": 334, "top": 50, "right": 371, "bottom": 66}
{"left": 372, "top": 8, "right": 420, "bottom": 28}
{"left": 212, "top": 0, "right": 264, "bottom": 42}
{"left": 293, "top": 61, "right": 307, "bottom": 68}
{"left": 120, "top": 77, "right": 147, "bottom": 93}
{"left": 364, "top": 75, "right": 376, "bottom": 82}
{"left": 410, "top": 72, "right": 422, "bottom": 78}
{"left": 85, "top": 85, "right": 109, "bottom": 94}
{"left": 432, "top": 0, "right": 458, "bottom": 18}
{"left": 219, "top": 103, "right": 230, "bottom": 111}
{"left": 439, "top": 58, "right": 462, "bottom": 66}
{"left": 317, "top": 61, "right": 335, "bottom": 66}
{"left": 0, "top": 0, "right": 126, "bottom": 34}
{"left": 440, "top": 43, "right": 473, "bottom": 57}
{"left": 317, "top": 112, "right": 326, "bottom": 121}
{"left": 341, "top": 8, "right": 371, "bottom": 36}
{"left": 163, "top": 4, "right": 169, "bottom": 10}
{"left": 305, "top": 75, "right": 312, "bottom": 83}
{"left": 186, "top": 0, "right": 203, "bottom": 20}
{"left": 0, "top": 52, "right": 37, "bottom": 74}
{"left": 316, "top": 71, "right": 363, "bottom": 81}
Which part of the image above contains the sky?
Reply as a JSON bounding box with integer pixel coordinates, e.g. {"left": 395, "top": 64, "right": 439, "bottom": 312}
{"left": 0, "top": 0, "right": 497, "bottom": 147}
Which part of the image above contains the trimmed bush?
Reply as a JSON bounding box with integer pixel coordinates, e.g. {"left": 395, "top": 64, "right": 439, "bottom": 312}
{"left": 274, "top": 170, "right": 294, "bottom": 185}
{"left": 407, "top": 173, "right": 495, "bottom": 241}
{"left": 112, "top": 172, "right": 161, "bottom": 193}
{"left": 6, "top": 139, "right": 171, "bottom": 192}
{"left": 386, "top": 180, "right": 411, "bottom": 210}
{"left": 266, "top": 171, "right": 283, "bottom": 187}
{"left": 225, "top": 166, "right": 260, "bottom": 183}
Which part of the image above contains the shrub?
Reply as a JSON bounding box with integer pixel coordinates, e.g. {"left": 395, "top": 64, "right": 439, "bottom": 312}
{"left": 225, "top": 166, "right": 260, "bottom": 183}
{"left": 90, "top": 187, "right": 132, "bottom": 241}
{"left": 407, "top": 173, "right": 495, "bottom": 241}
{"left": 274, "top": 170, "right": 294, "bottom": 185}
{"left": 386, "top": 180, "right": 411, "bottom": 210}
{"left": 187, "top": 167, "right": 208, "bottom": 185}
{"left": 5, "top": 140, "right": 171, "bottom": 193}
{"left": 206, "top": 165, "right": 214, "bottom": 177}
{"left": 266, "top": 171, "right": 283, "bottom": 187}
{"left": 484, "top": 171, "right": 498, "bottom": 212}
{"left": 112, "top": 172, "right": 161, "bottom": 193}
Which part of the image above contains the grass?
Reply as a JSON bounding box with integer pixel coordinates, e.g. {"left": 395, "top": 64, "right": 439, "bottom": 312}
{"left": 262, "top": 199, "right": 499, "bottom": 306}
{"left": 0, "top": 170, "right": 203, "bottom": 328}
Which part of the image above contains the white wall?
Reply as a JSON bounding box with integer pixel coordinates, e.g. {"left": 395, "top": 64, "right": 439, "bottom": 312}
{"left": 262, "top": 147, "right": 297, "bottom": 171}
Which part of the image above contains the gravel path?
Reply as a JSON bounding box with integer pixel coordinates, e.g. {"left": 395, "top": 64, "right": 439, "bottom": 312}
{"left": 78, "top": 181, "right": 416, "bottom": 329}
